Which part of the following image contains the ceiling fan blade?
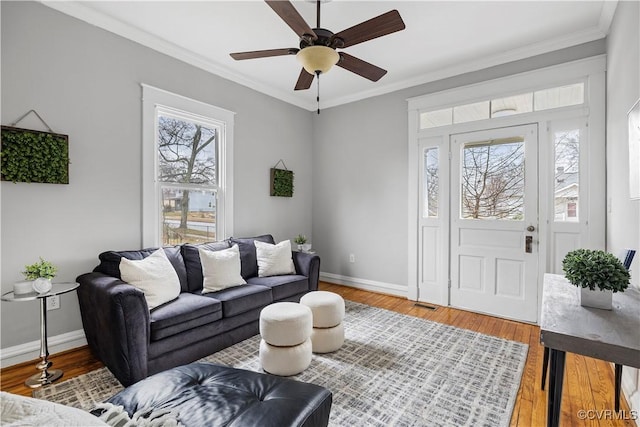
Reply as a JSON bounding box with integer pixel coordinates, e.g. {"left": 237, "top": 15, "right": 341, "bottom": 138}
{"left": 331, "top": 10, "right": 405, "bottom": 48}
{"left": 294, "top": 68, "right": 315, "bottom": 91}
{"left": 265, "top": 0, "right": 317, "bottom": 40}
{"left": 337, "top": 52, "right": 387, "bottom": 82}
{"left": 230, "top": 48, "right": 298, "bottom": 60}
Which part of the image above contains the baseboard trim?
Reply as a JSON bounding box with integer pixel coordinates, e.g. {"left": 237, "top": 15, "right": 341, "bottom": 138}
{"left": 0, "top": 329, "right": 87, "bottom": 368}
{"left": 621, "top": 367, "right": 639, "bottom": 414}
{"left": 320, "top": 272, "right": 408, "bottom": 298}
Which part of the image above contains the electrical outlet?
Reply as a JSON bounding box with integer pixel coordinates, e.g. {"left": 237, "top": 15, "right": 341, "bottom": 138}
{"left": 349, "top": 254, "right": 355, "bottom": 263}
{"left": 46, "top": 295, "right": 60, "bottom": 311}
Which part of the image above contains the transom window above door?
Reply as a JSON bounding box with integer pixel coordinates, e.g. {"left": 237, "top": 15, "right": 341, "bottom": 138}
{"left": 419, "top": 82, "right": 584, "bottom": 129}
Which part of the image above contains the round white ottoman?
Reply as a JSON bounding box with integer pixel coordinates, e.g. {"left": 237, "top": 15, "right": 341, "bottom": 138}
{"left": 259, "top": 302, "right": 312, "bottom": 375}
{"left": 259, "top": 338, "right": 312, "bottom": 376}
{"left": 300, "top": 291, "right": 345, "bottom": 353}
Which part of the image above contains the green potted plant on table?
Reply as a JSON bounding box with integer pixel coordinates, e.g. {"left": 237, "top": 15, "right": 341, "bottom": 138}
{"left": 22, "top": 257, "right": 58, "bottom": 294}
{"left": 562, "top": 249, "right": 630, "bottom": 310}
{"left": 294, "top": 234, "right": 312, "bottom": 252}
{"left": 294, "top": 234, "right": 307, "bottom": 251}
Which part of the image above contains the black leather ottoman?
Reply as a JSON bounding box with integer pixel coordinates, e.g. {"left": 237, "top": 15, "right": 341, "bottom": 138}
{"left": 98, "top": 362, "right": 332, "bottom": 427}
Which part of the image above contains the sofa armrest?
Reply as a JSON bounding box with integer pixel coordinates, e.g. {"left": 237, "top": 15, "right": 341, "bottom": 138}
{"left": 292, "top": 251, "right": 321, "bottom": 291}
{"left": 76, "top": 272, "right": 150, "bottom": 386}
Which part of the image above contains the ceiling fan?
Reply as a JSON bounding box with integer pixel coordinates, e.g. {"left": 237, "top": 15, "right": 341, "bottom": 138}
{"left": 230, "top": 0, "right": 406, "bottom": 95}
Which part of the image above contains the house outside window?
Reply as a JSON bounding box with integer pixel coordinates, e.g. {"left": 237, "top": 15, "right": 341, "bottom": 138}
{"left": 142, "top": 85, "right": 235, "bottom": 247}
{"left": 553, "top": 129, "right": 580, "bottom": 222}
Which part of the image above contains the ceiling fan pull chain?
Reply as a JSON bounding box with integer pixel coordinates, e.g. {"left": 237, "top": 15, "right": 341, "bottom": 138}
{"left": 316, "top": 71, "right": 321, "bottom": 114}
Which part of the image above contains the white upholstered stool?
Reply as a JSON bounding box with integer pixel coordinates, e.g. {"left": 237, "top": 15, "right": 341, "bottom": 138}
{"left": 259, "top": 302, "right": 312, "bottom": 376}
{"left": 300, "top": 291, "right": 345, "bottom": 353}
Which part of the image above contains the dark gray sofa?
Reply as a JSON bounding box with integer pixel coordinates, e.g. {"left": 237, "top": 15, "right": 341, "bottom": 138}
{"left": 76, "top": 234, "right": 320, "bottom": 386}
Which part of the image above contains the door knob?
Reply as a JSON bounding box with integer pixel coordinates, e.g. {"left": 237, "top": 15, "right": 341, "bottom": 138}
{"left": 526, "top": 225, "right": 535, "bottom": 232}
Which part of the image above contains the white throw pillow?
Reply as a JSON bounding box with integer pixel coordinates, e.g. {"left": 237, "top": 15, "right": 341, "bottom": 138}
{"left": 199, "top": 244, "right": 247, "bottom": 293}
{"left": 255, "top": 240, "right": 296, "bottom": 277}
{"left": 119, "top": 249, "right": 181, "bottom": 310}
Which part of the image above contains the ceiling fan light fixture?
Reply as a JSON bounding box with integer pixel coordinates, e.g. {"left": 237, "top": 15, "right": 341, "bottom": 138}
{"left": 296, "top": 46, "right": 339, "bottom": 75}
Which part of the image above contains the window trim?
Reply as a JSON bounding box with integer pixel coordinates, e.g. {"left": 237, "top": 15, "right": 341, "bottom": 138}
{"left": 142, "top": 84, "right": 235, "bottom": 247}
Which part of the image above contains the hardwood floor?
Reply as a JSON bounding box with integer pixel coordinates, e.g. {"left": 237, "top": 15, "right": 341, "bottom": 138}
{"left": 1, "top": 282, "right": 636, "bottom": 427}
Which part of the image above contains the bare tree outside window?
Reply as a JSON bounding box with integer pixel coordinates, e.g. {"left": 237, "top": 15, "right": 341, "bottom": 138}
{"left": 461, "top": 139, "right": 525, "bottom": 220}
{"left": 424, "top": 148, "right": 439, "bottom": 217}
{"left": 158, "top": 115, "right": 217, "bottom": 244}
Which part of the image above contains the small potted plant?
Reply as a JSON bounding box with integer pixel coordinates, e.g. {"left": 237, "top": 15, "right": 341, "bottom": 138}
{"left": 294, "top": 234, "right": 307, "bottom": 252}
{"left": 23, "top": 257, "right": 58, "bottom": 294}
{"left": 562, "top": 249, "right": 630, "bottom": 310}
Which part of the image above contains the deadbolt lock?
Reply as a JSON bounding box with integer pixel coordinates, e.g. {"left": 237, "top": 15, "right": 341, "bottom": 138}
{"left": 526, "top": 225, "right": 535, "bottom": 232}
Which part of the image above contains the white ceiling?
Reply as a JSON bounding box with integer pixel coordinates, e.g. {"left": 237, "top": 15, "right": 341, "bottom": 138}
{"left": 42, "top": 1, "right": 616, "bottom": 111}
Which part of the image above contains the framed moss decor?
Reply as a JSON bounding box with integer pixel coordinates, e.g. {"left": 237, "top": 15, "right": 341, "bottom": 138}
{"left": 1, "top": 126, "right": 70, "bottom": 184}
{"left": 270, "top": 160, "right": 294, "bottom": 197}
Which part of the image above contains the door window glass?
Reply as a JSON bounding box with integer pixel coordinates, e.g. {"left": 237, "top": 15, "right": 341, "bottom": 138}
{"left": 461, "top": 137, "right": 525, "bottom": 220}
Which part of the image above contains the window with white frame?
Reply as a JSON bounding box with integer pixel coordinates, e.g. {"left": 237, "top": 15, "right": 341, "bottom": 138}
{"left": 142, "top": 85, "right": 235, "bottom": 247}
{"left": 419, "top": 82, "right": 585, "bottom": 130}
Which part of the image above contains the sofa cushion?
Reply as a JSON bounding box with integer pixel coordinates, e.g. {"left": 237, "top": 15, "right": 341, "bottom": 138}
{"left": 255, "top": 240, "right": 296, "bottom": 277}
{"left": 150, "top": 293, "right": 222, "bottom": 341}
{"left": 95, "top": 246, "right": 189, "bottom": 292}
{"left": 248, "top": 275, "right": 309, "bottom": 301}
{"left": 119, "top": 249, "right": 181, "bottom": 310}
{"left": 230, "top": 235, "right": 275, "bottom": 279}
{"left": 200, "top": 245, "right": 246, "bottom": 292}
{"left": 182, "top": 241, "right": 231, "bottom": 292}
{"left": 203, "top": 284, "right": 272, "bottom": 317}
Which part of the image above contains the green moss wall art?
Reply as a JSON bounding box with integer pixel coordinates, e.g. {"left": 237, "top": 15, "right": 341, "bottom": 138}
{"left": 270, "top": 167, "right": 294, "bottom": 197}
{"left": 1, "top": 126, "right": 70, "bottom": 184}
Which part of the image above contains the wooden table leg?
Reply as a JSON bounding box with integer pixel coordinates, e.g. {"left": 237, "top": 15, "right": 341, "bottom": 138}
{"left": 547, "top": 349, "right": 566, "bottom": 427}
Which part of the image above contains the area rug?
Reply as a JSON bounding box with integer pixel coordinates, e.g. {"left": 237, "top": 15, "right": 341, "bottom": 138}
{"left": 35, "top": 301, "right": 528, "bottom": 427}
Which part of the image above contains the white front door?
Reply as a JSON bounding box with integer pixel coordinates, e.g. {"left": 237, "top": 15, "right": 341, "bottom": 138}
{"left": 450, "top": 124, "right": 539, "bottom": 322}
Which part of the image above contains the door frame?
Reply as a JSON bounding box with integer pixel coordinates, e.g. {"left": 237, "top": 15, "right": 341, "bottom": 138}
{"left": 407, "top": 55, "right": 606, "bottom": 323}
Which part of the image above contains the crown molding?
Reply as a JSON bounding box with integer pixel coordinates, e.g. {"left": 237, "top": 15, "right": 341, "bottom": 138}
{"left": 40, "top": 1, "right": 317, "bottom": 111}
{"left": 321, "top": 25, "right": 608, "bottom": 110}
{"left": 598, "top": 0, "right": 618, "bottom": 35}
{"left": 40, "top": 1, "right": 613, "bottom": 113}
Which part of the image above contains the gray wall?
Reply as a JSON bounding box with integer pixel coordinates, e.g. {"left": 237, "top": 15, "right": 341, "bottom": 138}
{"left": 0, "top": 0, "right": 614, "bottom": 353}
{"left": 605, "top": 0, "right": 640, "bottom": 412}
{"left": 312, "top": 40, "right": 606, "bottom": 289}
{"left": 0, "top": 2, "right": 313, "bottom": 348}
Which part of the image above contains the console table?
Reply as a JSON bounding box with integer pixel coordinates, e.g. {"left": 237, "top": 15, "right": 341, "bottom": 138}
{"left": 1, "top": 282, "right": 79, "bottom": 388}
{"left": 540, "top": 273, "right": 640, "bottom": 427}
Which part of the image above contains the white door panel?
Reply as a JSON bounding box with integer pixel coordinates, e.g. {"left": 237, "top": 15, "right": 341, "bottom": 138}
{"left": 450, "top": 124, "right": 538, "bottom": 322}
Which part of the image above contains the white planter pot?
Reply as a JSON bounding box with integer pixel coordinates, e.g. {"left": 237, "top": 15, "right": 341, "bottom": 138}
{"left": 32, "top": 278, "right": 52, "bottom": 294}
{"left": 580, "top": 287, "right": 613, "bottom": 310}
